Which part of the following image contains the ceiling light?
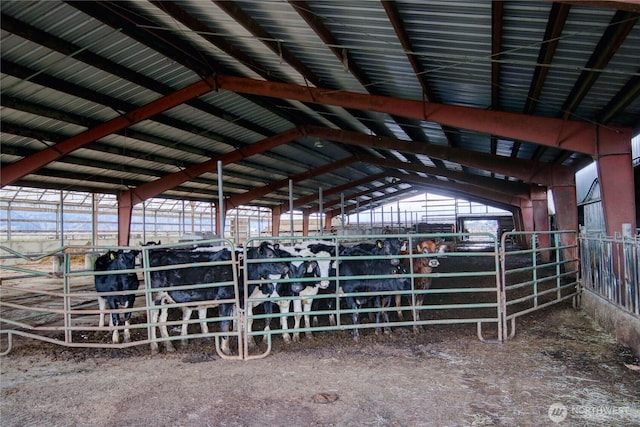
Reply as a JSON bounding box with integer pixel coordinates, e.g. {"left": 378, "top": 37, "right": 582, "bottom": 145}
{"left": 314, "top": 138, "right": 324, "bottom": 148}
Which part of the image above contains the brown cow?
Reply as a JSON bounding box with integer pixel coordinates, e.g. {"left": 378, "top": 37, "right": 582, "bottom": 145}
{"left": 396, "top": 239, "right": 447, "bottom": 332}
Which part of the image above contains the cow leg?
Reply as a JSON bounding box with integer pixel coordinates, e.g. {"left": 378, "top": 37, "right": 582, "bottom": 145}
{"left": 180, "top": 307, "right": 193, "bottom": 348}
{"left": 373, "top": 297, "right": 383, "bottom": 335}
{"left": 122, "top": 319, "right": 131, "bottom": 343}
{"left": 218, "top": 303, "right": 233, "bottom": 355}
{"left": 159, "top": 306, "right": 176, "bottom": 353}
{"left": 108, "top": 298, "right": 121, "bottom": 344}
{"left": 98, "top": 296, "right": 107, "bottom": 328}
{"left": 381, "top": 296, "right": 391, "bottom": 334}
{"left": 122, "top": 303, "right": 131, "bottom": 344}
{"left": 246, "top": 303, "right": 257, "bottom": 349}
{"left": 413, "top": 292, "right": 424, "bottom": 333}
{"left": 198, "top": 306, "right": 209, "bottom": 335}
{"left": 292, "top": 299, "right": 302, "bottom": 342}
{"left": 346, "top": 297, "right": 360, "bottom": 341}
{"left": 111, "top": 317, "right": 120, "bottom": 344}
{"left": 149, "top": 306, "right": 160, "bottom": 354}
{"left": 278, "top": 300, "right": 291, "bottom": 344}
{"left": 261, "top": 302, "right": 272, "bottom": 345}
{"left": 395, "top": 294, "right": 404, "bottom": 321}
{"left": 122, "top": 295, "right": 136, "bottom": 343}
{"left": 302, "top": 299, "right": 314, "bottom": 339}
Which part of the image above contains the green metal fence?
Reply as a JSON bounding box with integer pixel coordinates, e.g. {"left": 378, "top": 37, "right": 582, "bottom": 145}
{"left": 501, "top": 230, "right": 580, "bottom": 340}
{"left": 1, "top": 231, "right": 582, "bottom": 358}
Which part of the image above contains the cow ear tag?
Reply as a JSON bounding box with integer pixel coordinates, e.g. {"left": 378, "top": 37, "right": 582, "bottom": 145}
{"left": 377, "top": 241, "right": 383, "bottom": 249}
{"left": 416, "top": 244, "right": 421, "bottom": 253}
{"left": 110, "top": 253, "right": 115, "bottom": 260}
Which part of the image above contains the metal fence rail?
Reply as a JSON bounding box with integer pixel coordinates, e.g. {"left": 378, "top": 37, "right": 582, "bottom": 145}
{"left": 501, "top": 231, "right": 580, "bottom": 340}
{"left": 1, "top": 240, "right": 245, "bottom": 359}
{"left": 2, "top": 231, "right": 586, "bottom": 357}
{"left": 579, "top": 233, "right": 639, "bottom": 316}
{"left": 242, "top": 233, "right": 503, "bottom": 360}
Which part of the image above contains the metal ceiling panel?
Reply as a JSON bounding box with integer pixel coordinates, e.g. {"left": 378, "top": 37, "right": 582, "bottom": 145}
{"left": 1, "top": 0, "right": 638, "bottom": 220}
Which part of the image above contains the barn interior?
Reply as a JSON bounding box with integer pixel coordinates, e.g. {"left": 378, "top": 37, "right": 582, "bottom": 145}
{"left": 1, "top": 4, "right": 640, "bottom": 422}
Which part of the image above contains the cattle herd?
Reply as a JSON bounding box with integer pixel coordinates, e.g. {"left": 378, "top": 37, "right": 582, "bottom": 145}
{"left": 93, "top": 237, "right": 447, "bottom": 355}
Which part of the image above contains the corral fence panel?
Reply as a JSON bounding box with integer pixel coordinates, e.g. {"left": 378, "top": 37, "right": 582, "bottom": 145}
{"left": 579, "top": 233, "right": 639, "bottom": 316}
{"left": 1, "top": 231, "right": 590, "bottom": 358}
{"left": 501, "top": 230, "right": 580, "bottom": 340}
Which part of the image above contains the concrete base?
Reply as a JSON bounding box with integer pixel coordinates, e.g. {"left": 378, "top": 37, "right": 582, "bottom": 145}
{"left": 582, "top": 290, "right": 640, "bottom": 357}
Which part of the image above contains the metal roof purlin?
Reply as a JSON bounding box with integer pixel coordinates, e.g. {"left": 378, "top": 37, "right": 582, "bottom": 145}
{"left": 291, "top": 172, "right": 389, "bottom": 211}
{"left": 120, "top": 126, "right": 306, "bottom": 207}
{"left": 303, "top": 179, "right": 403, "bottom": 214}
{"left": 358, "top": 154, "right": 532, "bottom": 199}
{"left": 225, "top": 156, "right": 358, "bottom": 210}
{"left": 0, "top": 76, "right": 219, "bottom": 187}
{"left": 325, "top": 187, "right": 418, "bottom": 217}
{"left": 304, "top": 126, "right": 573, "bottom": 186}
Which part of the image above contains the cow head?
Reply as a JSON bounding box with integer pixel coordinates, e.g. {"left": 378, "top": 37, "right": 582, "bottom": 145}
{"left": 249, "top": 241, "right": 289, "bottom": 279}
{"left": 375, "top": 238, "right": 405, "bottom": 266}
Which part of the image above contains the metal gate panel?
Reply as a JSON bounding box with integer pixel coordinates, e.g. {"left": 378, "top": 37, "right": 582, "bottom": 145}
{"left": 140, "top": 239, "right": 242, "bottom": 359}
{"left": 1, "top": 240, "right": 244, "bottom": 359}
{"left": 3, "top": 231, "right": 590, "bottom": 358}
{"left": 241, "top": 233, "right": 504, "bottom": 359}
{"left": 501, "top": 231, "right": 580, "bottom": 340}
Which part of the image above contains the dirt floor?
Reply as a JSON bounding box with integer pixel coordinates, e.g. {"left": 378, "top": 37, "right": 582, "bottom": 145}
{"left": 1, "top": 303, "right": 639, "bottom": 427}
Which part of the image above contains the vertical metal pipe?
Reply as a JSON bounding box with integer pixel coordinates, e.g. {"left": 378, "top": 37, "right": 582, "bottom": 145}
{"left": 340, "top": 193, "right": 345, "bottom": 235}
{"left": 235, "top": 208, "right": 240, "bottom": 245}
{"left": 217, "top": 160, "right": 225, "bottom": 238}
{"left": 91, "top": 195, "right": 97, "bottom": 247}
{"left": 142, "top": 201, "right": 147, "bottom": 244}
{"left": 181, "top": 200, "right": 185, "bottom": 237}
{"left": 356, "top": 199, "right": 360, "bottom": 232}
{"left": 210, "top": 202, "right": 214, "bottom": 235}
{"left": 289, "top": 179, "right": 294, "bottom": 237}
{"left": 7, "top": 201, "right": 12, "bottom": 241}
{"left": 319, "top": 187, "right": 323, "bottom": 236}
{"left": 59, "top": 190, "right": 64, "bottom": 246}
{"left": 425, "top": 193, "right": 428, "bottom": 224}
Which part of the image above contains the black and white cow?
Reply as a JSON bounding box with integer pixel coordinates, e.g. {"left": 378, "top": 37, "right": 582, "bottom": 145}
{"left": 274, "top": 243, "right": 332, "bottom": 343}
{"left": 94, "top": 249, "right": 140, "bottom": 344}
{"left": 335, "top": 238, "right": 409, "bottom": 340}
{"left": 241, "top": 242, "right": 291, "bottom": 349}
{"left": 147, "top": 245, "right": 238, "bottom": 354}
{"left": 147, "top": 241, "right": 290, "bottom": 355}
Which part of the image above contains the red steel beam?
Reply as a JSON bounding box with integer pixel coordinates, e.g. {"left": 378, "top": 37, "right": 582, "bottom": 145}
{"left": 116, "top": 126, "right": 305, "bottom": 245}
{"left": 1, "top": 75, "right": 218, "bottom": 187}
{"left": 358, "top": 154, "right": 532, "bottom": 199}
{"left": 216, "top": 75, "right": 630, "bottom": 155}
{"left": 120, "top": 126, "right": 306, "bottom": 207}
{"left": 303, "top": 125, "right": 573, "bottom": 186}
{"left": 387, "top": 172, "right": 525, "bottom": 208}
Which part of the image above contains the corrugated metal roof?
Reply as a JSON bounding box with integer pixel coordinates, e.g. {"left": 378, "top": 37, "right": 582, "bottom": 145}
{"left": 1, "top": 0, "right": 639, "bottom": 218}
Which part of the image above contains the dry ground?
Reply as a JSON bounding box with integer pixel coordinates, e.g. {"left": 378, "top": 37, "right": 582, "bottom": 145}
{"left": 1, "top": 303, "right": 639, "bottom": 427}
